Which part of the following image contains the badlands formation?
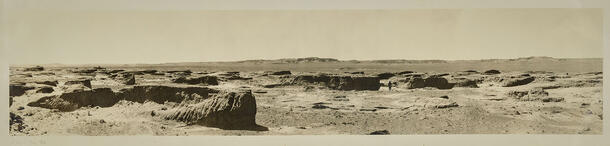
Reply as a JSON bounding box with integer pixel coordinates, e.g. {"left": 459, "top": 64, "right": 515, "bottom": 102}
{"left": 9, "top": 57, "right": 603, "bottom": 135}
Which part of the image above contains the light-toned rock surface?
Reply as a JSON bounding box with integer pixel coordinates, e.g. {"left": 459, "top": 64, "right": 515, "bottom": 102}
{"left": 8, "top": 57, "right": 603, "bottom": 135}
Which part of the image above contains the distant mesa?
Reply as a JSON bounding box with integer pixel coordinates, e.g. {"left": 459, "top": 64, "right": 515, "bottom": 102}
{"left": 237, "top": 57, "right": 452, "bottom": 64}
{"left": 370, "top": 59, "right": 448, "bottom": 64}
{"left": 235, "top": 56, "right": 562, "bottom": 64}
{"left": 508, "top": 56, "right": 562, "bottom": 62}
{"left": 481, "top": 56, "right": 563, "bottom": 62}
{"left": 239, "top": 57, "right": 339, "bottom": 64}
{"left": 280, "top": 57, "right": 339, "bottom": 63}
{"left": 8, "top": 56, "right": 588, "bottom": 67}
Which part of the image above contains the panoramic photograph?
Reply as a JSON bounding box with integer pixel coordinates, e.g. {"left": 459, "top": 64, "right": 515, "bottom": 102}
{"left": 6, "top": 8, "right": 603, "bottom": 136}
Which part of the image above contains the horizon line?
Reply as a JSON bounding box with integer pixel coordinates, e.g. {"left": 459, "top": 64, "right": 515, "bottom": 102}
{"left": 8, "top": 56, "right": 603, "bottom": 66}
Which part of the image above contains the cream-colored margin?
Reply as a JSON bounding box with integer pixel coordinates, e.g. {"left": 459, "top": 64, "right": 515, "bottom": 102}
{"left": 1, "top": 0, "right": 608, "bottom": 146}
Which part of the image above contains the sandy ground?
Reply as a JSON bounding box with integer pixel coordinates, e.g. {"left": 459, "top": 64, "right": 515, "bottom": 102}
{"left": 8, "top": 58, "right": 603, "bottom": 135}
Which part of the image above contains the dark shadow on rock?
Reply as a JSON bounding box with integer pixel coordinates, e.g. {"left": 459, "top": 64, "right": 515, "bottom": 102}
{"left": 221, "top": 124, "right": 269, "bottom": 131}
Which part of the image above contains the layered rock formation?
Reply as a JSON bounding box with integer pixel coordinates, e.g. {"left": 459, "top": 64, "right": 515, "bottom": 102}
{"left": 172, "top": 76, "right": 219, "bottom": 85}
{"left": 160, "top": 91, "right": 258, "bottom": 130}
{"left": 292, "top": 74, "right": 380, "bottom": 91}
{"left": 403, "top": 76, "right": 455, "bottom": 89}
{"left": 9, "top": 83, "right": 34, "bottom": 96}
{"left": 502, "top": 77, "right": 535, "bottom": 87}
{"left": 26, "top": 85, "right": 261, "bottom": 130}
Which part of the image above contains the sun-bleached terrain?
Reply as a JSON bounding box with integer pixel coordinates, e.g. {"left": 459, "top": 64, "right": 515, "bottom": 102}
{"left": 9, "top": 57, "right": 603, "bottom": 135}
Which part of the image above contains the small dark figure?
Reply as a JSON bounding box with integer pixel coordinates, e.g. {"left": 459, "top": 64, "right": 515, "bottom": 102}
{"left": 388, "top": 81, "right": 392, "bottom": 91}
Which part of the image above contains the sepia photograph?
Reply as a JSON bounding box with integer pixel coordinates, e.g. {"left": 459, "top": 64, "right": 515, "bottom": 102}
{"left": 2, "top": 1, "right": 608, "bottom": 145}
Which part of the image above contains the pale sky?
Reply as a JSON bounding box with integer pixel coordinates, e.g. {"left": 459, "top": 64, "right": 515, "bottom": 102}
{"left": 4, "top": 7, "right": 602, "bottom": 64}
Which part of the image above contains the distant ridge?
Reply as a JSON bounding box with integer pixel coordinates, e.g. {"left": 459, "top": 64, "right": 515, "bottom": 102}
{"left": 478, "top": 56, "right": 566, "bottom": 63}
{"left": 507, "top": 56, "right": 563, "bottom": 61}
{"left": 235, "top": 56, "right": 566, "bottom": 64}
{"left": 237, "top": 57, "right": 339, "bottom": 64}
{"left": 236, "top": 57, "right": 448, "bottom": 64}
{"left": 10, "top": 56, "right": 601, "bottom": 66}
{"left": 369, "top": 60, "right": 448, "bottom": 64}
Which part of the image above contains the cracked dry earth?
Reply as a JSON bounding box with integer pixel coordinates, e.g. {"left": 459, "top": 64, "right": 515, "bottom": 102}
{"left": 9, "top": 61, "right": 603, "bottom": 135}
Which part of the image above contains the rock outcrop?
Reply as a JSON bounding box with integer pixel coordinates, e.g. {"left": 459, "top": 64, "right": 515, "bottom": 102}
{"left": 403, "top": 76, "right": 454, "bottom": 89}
{"left": 292, "top": 74, "right": 380, "bottom": 91}
{"left": 126, "top": 70, "right": 158, "bottom": 75}
{"left": 484, "top": 70, "right": 501, "bottom": 75}
{"left": 223, "top": 76, "right": 253, "bottom": 80}
{"left": 502, "top": 77, "right": 535, "bottom": 87}
{"left": 28, "top": 88, "right": 119, "bottom": 111}
{"left": 398, "top": 71, "right": 414, "bottom": 75}
{"left": 166, "top": 70, "right": 192, "bottom": 77}
{"left": 28, "top": 85, "right": 208, "bottom": 110}
{"left": 117, "top": 85, "right": 212, "bottom": 104}
{"left": 71, "top": 68, "right": 98, "bottom": 74}
{"left": 423, "top": 76, "right": 454, "bottom": 89}
{"left": 271, "top": 71, "right": 291, "bottom": 75}
{"left": 9, "top": 112, "right": 25, "bottom": 132}
{"left": 114, "top": 73, "right": 136, "bottom": 85}
{"left": 172, "top": 76, "right": 219, "bottom": 85}
{"left": 36, "top": 86, "right": 54, "bottom": 93}
{"left": 160, "top": 91, "right": 259, "bottom": 130}
{"left": 108, "top": 69, "right": 125, "bottom": 74}
{"left": 141, "top": 70, "right": 158, "bottom": 74}
{"left": 27, "top": 85, "right": 262, "bottom": 130}
{"left": 292, "top": 74, "right": 331, "bottom": 84}
{"left": 450, "top": 78, "right": 479, "bottom": 88}
{"left": 167, "top": 70, "right": 192, "bottom": 74}
{"left": 507, "top": 88, "right": 563, "bottom": 102}
{"left": 10, "top": 83, "right": 34, "bottom": 96}
{"left": 64, "top": 79, "right": 92, "bottom": 88}
{"left": 216, "top": 72, "right": 252, "bottom": 81}
{"left": 369, "top": 130, "right": 390, "bottom": 135}
{"left": 327, "top": 76, "right": 381, "bottom": 91}
{"left": 29, "top": 85, "right": 214, "bottom": 112}
{"left": 403, "top": 77, "right": 426, "bottom": 89}
{"left": 24, "top": 66, "right": 44, "bottom": 72}
{"left": 263, "top": 83, "right": 284, "bottom": 88}
{"left": 35, "top": 81, "right": 58, "bottom": 86}
{"left": 376, "top": 72, "right": 396, "bottom": 80}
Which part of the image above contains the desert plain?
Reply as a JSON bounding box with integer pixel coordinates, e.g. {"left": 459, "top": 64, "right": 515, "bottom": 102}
{"left": 8, "top": 57, "right": 603, "bottom": 135}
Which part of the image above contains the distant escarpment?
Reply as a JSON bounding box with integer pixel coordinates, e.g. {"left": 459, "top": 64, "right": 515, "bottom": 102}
{"left": 239, "top": 57, "right": 339, "bottom": 64}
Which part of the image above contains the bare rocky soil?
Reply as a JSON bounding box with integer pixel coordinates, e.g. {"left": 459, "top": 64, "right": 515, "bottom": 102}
{"left": 8, "top": 57, "right": 603, "bottom": 135}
